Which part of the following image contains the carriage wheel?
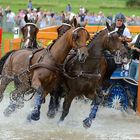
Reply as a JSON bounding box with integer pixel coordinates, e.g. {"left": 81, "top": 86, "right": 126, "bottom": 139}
{"left": 107, "top": 83, "right": 128, "bottom": 110}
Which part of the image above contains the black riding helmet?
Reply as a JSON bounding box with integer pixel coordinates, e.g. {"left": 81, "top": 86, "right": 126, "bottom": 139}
{"left": 115, "top": 13, "right": 126, "bottom": 22}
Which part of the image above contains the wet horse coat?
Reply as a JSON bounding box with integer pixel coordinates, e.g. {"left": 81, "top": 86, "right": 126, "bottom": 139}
{"left": 0, "top": 16, "right": 41, "bottom": 116}
{"left": 47, "top": 23, "right": 127, "bottom": 127}
{"left": 0, "top": 20, "right": 90, "bottom": 121}
{"left": 2, "top": 20, "right": 89, "bottom": 117}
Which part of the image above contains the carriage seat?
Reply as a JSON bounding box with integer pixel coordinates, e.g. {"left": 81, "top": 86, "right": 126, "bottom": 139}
{"left": 110, "top": 68, "right": 138, "bottom": 86}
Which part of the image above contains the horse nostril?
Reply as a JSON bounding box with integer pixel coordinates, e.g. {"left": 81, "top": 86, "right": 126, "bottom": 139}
{"left": 81, "top": 53, "right": 85, "bottom": 58}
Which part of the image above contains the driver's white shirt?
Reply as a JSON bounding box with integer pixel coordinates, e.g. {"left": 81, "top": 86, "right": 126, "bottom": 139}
{"left": 115, "top": 27, "right": 132, "bottom": 38}
{"left": 131, "top": 34, "right": 139, "bottom": 44}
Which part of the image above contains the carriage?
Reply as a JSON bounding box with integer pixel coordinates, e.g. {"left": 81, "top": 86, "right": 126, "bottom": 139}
{"left": 103, "top": 66, "right": 138, "bottom": 111}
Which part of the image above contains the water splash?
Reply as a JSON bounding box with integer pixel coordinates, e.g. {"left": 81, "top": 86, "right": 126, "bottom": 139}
{"left": 0, "top": 94, "right": 140, "bottom": 140}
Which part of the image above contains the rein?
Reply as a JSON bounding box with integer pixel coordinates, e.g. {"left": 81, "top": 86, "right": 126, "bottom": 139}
{"left": 29, "top": 62, "right": 63, "bottom": 74}
{"left": 73, "top": 27, "right": 90, "bottom": 48}
{"left": 21, "top": 23, "right": 39, "bottom": 48}
{"left": 62, "top": 70, "right": 101, "bottom": 80}
{"left": 19, "top": 26, "right": 90, "bottom": 82}
{"left": 87, "top": 55, "right": 114, "bottom": 59}
{"left": 28, "top": 27, "right": 89, "bottom": 74}
{"left": 23, "top": 36, "right": 35, "bottom": 42}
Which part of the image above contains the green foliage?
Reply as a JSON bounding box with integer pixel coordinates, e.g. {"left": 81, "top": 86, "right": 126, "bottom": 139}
{"left": 126, "top": 0, "right": 140, "bottom": 7}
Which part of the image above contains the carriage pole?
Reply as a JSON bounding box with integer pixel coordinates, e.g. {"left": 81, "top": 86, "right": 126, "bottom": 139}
{"left": 137, "top": 59, "right": 140, "bottom": 114}
{"left": 0, "top": 27, "right": 2, "bottom": 58}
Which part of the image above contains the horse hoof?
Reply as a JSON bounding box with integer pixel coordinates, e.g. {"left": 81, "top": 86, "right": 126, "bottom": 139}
{"left": 26, "top": 114, "right": 32, "bottom": 123}
{"left": 30, "top": 110, "right": 40, "bottom": 121}
{"left": 3, "top": 105, "right": 16, "bottom": 117}
{"left": 3, "top": 108, "right": 12, "bottom": 117}
{"left": 47, "top": 110, "right": 56, "bottom": 119}
{"left": 57, "top": 120, "right": 64, "bottom": 127}
{"left": 83, "top": 118, "right": 92, "bottom": 128}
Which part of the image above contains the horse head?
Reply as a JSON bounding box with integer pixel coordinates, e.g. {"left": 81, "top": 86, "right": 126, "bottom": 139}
{"left": 24, "top": 14, "right": 38, "bottom": 24}
{"left": 104, "top": 22, "right": 128, "bottom": 55}
{"left": 58, "top": 17, "right": 90, "bottom": 63}
{"left": 57, "top": 23, "right": 72, "bottom": 37}
{"left": 71, "top": 18, "right": 90, "bottom": 62}
{"left": 21, "top": 15, "right": 39, "bottom": 49}
{"left": 57, "top": 16, "right": 78, "bottom": 37}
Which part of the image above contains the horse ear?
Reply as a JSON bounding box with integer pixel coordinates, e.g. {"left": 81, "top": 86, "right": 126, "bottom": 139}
{"left": 34, "top": 15, "right": 38, "bottom": 24}
{"left": 106, "top": 21, "right": 111, "bottom": 32}
{"left": 73, "top": 17, "right": 78, "bottom": 27}
{"left": 111, "top": 23, "right": 116, "bottom": 30}
{"left": 24, "top": 14, "right": 29, "bottom": 23}
{"left": 24, "top": 15, "right": 28, "bottom": 23}
{"left": 69, "top": 16, "right": 74, "bottom": 25}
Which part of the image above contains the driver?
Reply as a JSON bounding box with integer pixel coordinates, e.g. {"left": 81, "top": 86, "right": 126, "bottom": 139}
{"left": 115, "top": 13, "right": 132, "bottom": 46}
{"left": 114, "top": 13, "right": 132, "bottom": 65}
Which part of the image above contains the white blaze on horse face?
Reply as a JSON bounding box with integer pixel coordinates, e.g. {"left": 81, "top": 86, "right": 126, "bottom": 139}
{"left": 24, "top": 26, "right": 31, "bottom": 47}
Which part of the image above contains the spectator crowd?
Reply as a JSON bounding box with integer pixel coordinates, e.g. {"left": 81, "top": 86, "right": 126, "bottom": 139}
{"left": 0, "top": 2, "right": 140, "bottom": 33}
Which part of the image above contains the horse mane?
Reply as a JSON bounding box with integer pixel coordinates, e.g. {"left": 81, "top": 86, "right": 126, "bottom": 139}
{"left": 47, "top": 27, "right": 72, "bottom": 51}
{"left": 87, "top": 29, "right": 107, "bottom": 48}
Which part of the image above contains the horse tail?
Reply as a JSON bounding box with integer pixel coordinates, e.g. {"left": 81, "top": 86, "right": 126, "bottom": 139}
{"left": 0, "top": 50, "right": 16, "bottom": 75}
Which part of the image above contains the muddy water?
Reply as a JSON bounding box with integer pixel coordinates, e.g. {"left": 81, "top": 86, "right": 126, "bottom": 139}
{"left": 0, "top": 94, "right": 140, "bottom": 140}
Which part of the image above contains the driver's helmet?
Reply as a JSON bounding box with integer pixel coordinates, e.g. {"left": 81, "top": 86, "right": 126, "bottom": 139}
{"left": 115, "top": 13, "right": 126, "bottom": 22}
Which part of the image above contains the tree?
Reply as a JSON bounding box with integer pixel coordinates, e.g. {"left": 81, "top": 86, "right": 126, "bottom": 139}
{"left": 126, "top": 0, "right": 140, "bottom": 7}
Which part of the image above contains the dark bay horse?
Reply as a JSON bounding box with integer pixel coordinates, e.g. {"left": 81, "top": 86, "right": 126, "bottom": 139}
{"left": 0, "top": 15, "right": 39, "bottom": 77}
{"left": 0, "top": 19, "right": 90, "bottom": 121}
{"left": 47, "top": 23, "right": 127, "bottom": 127}
{"left": 0, "top": 15, "right": 40, "bottom": 76}
{"left": 0, "top": 14, "right": 41, "bottom": 101}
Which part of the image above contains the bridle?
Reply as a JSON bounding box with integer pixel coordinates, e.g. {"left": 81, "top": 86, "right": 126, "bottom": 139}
{"left": 21, "top": 23, "right": 39, "bottom": 48}
{"left": 72, "top": 27, "right": 90, "bottom": 48}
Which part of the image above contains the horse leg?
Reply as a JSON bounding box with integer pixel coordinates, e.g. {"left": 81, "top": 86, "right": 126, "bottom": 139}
{"left": 3, "top": 99, "right": 20, "bottom": 117}
{"left": 47, "top": 85, "right": 62, "bottom": 118}
{"left": 83, "top": 101, "right": 99, "bottom": 128}
{"left": 59, "top": 93, "right": 75, "bottom": 122}
{"left": 27, "top": 86, "right": 44, "bottom": 121}
{"left": 3, "top": 87, "right": 25, "bottom": 117}
{"left": 47, "top": 92, "right": 58, "bottom": 118}
{"left": 83, "top": 87, "right": 104, "bottom": 128}
{"left": 0, "top": 76, "right": 12, "bottom": 102}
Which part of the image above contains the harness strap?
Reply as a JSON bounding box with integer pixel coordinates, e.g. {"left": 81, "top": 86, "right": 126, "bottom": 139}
{"left": 62, "top": 70, "right": 101, "bottom": 79}
{"left": 29, "top": 63, "right": 62, "bottom": 74}
{"left": 27, "top": 48, "right": 44, "bottom": 70}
